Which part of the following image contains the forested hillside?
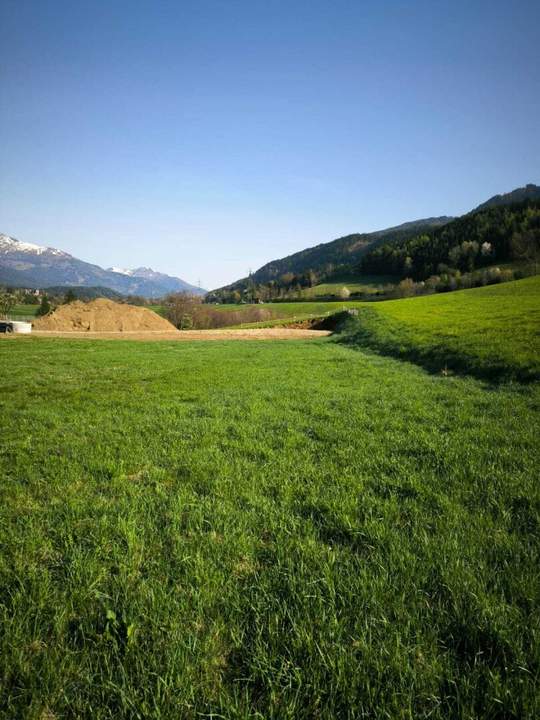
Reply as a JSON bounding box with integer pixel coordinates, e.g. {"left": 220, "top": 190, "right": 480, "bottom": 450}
{"left": 248, "top": 217, "right": 451, "bottom": 283}
{"left": 360, "top": 200, "right": 540, "bottom": 280}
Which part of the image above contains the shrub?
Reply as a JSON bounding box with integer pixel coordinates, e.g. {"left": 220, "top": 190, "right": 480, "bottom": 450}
{"left": 0, "top": 292, "right": 17, "bottom": 318}
{"left": 164, "top": 292, "right": 202, "bottom": 329}
{"left": 396, "top": 278, "right": 416, "bottom": 297}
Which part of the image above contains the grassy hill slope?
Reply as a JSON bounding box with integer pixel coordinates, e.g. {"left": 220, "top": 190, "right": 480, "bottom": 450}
{"left": 296, "top": 273, "right": 394, "bottom": 299}
{"left": 338, "top": 275, "right": 540, "bottom": 380}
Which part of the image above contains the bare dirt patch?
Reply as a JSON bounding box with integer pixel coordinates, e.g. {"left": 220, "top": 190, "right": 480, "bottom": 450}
{"left": 30, "top": 328, "right": 331, "bottom": 341}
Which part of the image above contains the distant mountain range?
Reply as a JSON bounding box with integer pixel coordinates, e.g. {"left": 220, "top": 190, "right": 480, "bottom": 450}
{"left": 213, "top": 183, "right": 539, "bottom": 295}
{"left": 0, "top": 235, "right": 204, "bottom": 297}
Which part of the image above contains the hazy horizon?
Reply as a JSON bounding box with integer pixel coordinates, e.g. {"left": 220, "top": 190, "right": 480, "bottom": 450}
{"left": 2, "top": 0, "right": 539, "bottom": 289}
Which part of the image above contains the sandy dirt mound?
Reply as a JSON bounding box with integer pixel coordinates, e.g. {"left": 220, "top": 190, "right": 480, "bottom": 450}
{"left": 33, "top": 299, "right": 178, "bottom": 332}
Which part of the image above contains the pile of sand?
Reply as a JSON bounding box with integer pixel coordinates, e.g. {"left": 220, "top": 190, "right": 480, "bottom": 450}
{"left": 34, "top": 298, "right": 178, "bottom": 333}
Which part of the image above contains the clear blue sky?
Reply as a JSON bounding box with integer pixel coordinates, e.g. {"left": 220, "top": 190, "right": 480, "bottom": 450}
{"left": 1, "top": 0, "right": 539, "bottom": 289}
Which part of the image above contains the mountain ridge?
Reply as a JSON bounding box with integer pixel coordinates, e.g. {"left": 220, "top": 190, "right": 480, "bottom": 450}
{"left": 213, "top": 184, "right": 539, "bottom": 295}
{"left": 471, "top": 183, "right": 540, "bottom": 213}
{"left": 212, "top": 216, "right": 453, "bottom": 295}
{"left": 0, "top": 234, "right": 204, "bottom": 297}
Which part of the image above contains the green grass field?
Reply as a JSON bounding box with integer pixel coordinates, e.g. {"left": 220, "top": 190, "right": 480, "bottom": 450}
{"left": 338, "top": 275, "right": 540, "bottom": 381}
{"left": 224, "top": 277, "right": 540, "bottom": 379}
{"left": 7, "top": 304, "right": 39, "bottom": 320}
{"left": 1, "top": 277, "right": 539, "bottom": 718}
{"left": 147, "top": 304, "right": 166, "bottom": 316}
{"left": 297, "top": 274, "right": 394, "bottom": 299}
{"left": 299, "top": 281, "right": 377, "bottom": 297}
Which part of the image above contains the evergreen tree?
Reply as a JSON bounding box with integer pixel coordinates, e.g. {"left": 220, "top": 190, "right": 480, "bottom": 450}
{"left": 36, "top": 295, "right": 51, "bottom": 317}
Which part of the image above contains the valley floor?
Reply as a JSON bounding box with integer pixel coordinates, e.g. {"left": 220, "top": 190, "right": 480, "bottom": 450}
{"left": 0, "top": 334, "right": 539, "bottom": 718}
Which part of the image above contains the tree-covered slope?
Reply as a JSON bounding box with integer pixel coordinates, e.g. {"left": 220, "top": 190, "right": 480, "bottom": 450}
{"left": 361, "top": 199, "right": 540, "bottom": 280}
{"left": 214, "top": 217, "right": 451, "bottom": 295}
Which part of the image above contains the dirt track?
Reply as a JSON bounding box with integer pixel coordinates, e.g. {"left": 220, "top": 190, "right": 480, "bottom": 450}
{"left": 24, "top": 328, "right": 332, "bottom": 341}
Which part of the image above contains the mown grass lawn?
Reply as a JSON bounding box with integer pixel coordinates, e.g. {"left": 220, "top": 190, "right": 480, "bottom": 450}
{"left": 1, "top": 333, "right": 539, "bottom": 719}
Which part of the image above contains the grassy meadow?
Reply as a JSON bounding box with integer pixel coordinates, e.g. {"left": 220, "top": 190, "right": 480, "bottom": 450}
{"left": 1, "top": 278, "right": 540, "bottom": 718}
{"left": 339, "top": 275, "right": 540, "bottom": 381}
{"left": 215, "top": 276, "right": 540, "bottom": 381}
{"left": 297, "top": 274, "right": 394, "bottom": 299}
{"left": 7, "top": 304, "right": 39, "bottom": 320}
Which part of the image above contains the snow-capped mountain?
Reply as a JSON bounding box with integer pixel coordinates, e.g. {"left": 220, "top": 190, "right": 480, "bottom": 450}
{"left": 0, "top": 234, "right": 205, "bottom": 297}
{"left": 107, "top": 266, "right": 134, "bottom": 276}
{"left": 0, "top": 234, "right": 70, "bottom": 258}
{"left": 107, "top": 265, "right": 198, "bottom": 289}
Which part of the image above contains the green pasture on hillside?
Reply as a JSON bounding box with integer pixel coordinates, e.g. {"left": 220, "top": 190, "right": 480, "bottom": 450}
{"left": 298, "top": 274, "right": 394, "bottom": 299}
{"left": 212, "top": 300, "right": 367, "bottom": 326}
{"left": 1, "top": 322, "right": 539, "bottom": 717}
{"left": 339, "top": 275, "right": 540, "bottom": 380}
{"left": 302, "top": 275, "right": 396, "bottom": 300}
{"left": 299, "top": 281, "right": 378, "bottom": 297}
{"left": 151, "top": 299, "right": 367, "bottom": 327}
